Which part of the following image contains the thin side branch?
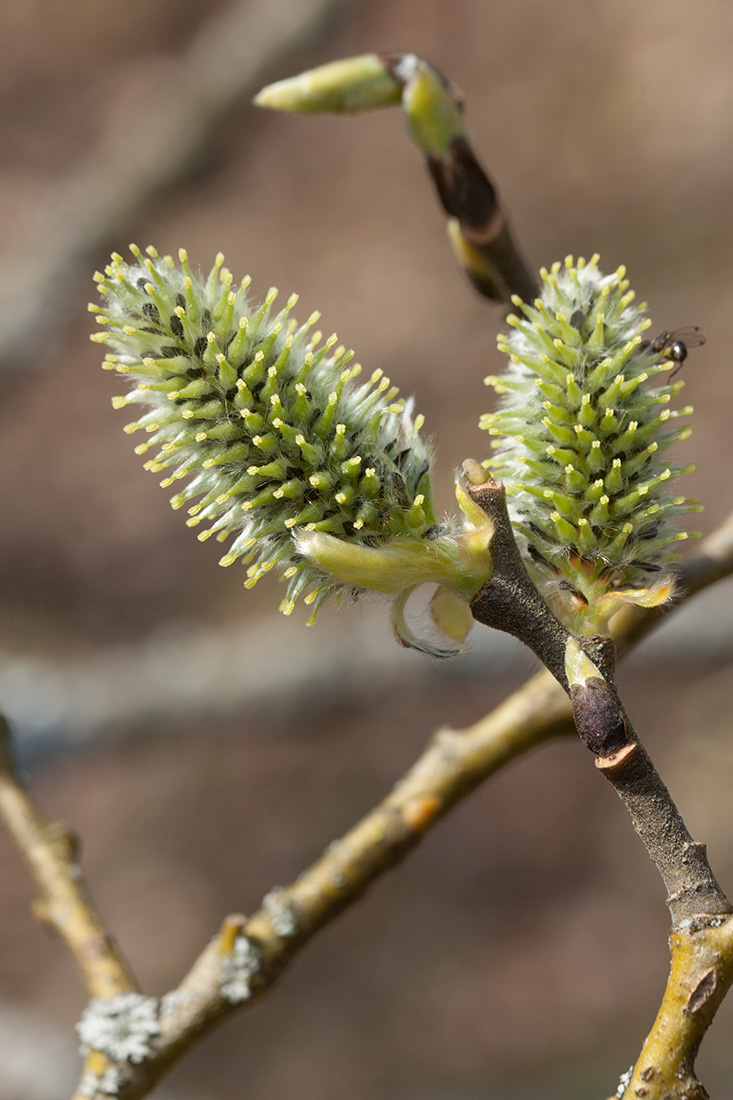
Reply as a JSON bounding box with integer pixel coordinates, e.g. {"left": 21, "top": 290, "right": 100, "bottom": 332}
{"left": 72, "top": 666, "right": 572, "bottom": 1098}
{"left": 380, "top": 53, "right": 538, "bottom": 304}
{"left": 0, "top": 716, "right": 137, "bottom": 1000}
{"left": 256, "top": 53, "right": 537, "bottom": 305}
{"left": 5, "top": 507, "right": 733, "bottom": 1098}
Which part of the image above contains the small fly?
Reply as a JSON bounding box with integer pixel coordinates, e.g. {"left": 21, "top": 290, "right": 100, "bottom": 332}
{"left": 644, "top": 326, "right": 706, "bottom": 379}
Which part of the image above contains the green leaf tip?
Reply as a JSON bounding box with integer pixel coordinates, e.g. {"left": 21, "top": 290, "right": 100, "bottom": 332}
{"left": 255, "top": 52, "right": 466, "bottom": 160}
{"left": 93, "top": 246, "right": 491, "bottom": 633}
{"left": 254, "top": 54, "right": 402, "bottom": 114}
{"left": 484, "top": 256, "right": 699, "bottom": 634}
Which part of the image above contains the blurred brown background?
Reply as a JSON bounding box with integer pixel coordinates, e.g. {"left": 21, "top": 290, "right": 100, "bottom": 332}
{"left": 1, "top": 1, "right": 732, "bottom": 1097}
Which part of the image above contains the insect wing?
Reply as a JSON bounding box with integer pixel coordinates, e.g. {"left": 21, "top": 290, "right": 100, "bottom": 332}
{"left": 667, "top": 325, "right": 706, "bottom": 350}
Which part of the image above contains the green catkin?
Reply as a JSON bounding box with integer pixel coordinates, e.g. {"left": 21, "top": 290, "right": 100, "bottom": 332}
{"left": 92, "top": 246, "right": 440, "bottom": 619}
{"left": 484, "top": 256, "right": 700, "bottom": 633}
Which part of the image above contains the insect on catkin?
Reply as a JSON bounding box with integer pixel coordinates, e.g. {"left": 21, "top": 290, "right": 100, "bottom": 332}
{"left": 482, "top": 255, "right": 701, "bottom": 634}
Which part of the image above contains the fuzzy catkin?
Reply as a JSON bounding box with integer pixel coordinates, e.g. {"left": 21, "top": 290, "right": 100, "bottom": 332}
{"left": 91, "top": 246, "right": 437, "bottom": 621}
{"left": 483, "top": 256, "right": 699, "bottom": 631}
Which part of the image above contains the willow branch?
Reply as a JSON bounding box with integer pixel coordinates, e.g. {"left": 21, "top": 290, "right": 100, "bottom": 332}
{"left": 614, "top": 917, "right": 733, "bottom": 1100}
{"left": 463, "top": 475, "right": 733, "bottom": 1098}
{"left": 1, "top": 505, "right": 729, "bottom": 1097}
{"left": 71, "top": 664, "right": 573, "bottom": 1099}
{"left": 0, "top": 716, "right": 136, "bottom": 1000}
{"left": 380, "top": 53, "right": 538, "bottom": 304}
{"left": 466, "top": 469, "right": 731, "bottom": 924}
{"left": 256, "top": 52, "right": 537, "bottom": 304}
{"left": 65, "top": 505, "right": 733, "bottom": 1099}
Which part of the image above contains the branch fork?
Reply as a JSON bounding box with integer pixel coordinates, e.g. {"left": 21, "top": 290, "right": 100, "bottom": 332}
{"left": 2, "top": 506, "right": 733, "bottom": 1098}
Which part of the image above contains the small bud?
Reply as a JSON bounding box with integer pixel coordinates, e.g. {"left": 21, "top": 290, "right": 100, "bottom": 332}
{"left": 565, "top": 638, "right": 628, "bottom": 756}
{"left": 254, "top": 54, "right": 402, "bottom": 114}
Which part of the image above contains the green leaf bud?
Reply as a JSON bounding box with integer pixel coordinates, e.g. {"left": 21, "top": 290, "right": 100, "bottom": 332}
{"left": 484, "top": 256, "right": 700, "bottom": 634}
{"left": 254, "top": 53, "right": 467, "bottom": 159}
{"left": 396, "top": 54, "right": 468, "bottom": 158}
{"left": 254, "top": 54, "right": 402, "bottom": 114}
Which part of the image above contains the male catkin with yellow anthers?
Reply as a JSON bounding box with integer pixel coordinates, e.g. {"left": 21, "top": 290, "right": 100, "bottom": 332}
{"left": 91, "top": 247, "right": 491, "bottom": 633}
{"left": 483, "top": 255, "right": 700, "bottom": 635}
